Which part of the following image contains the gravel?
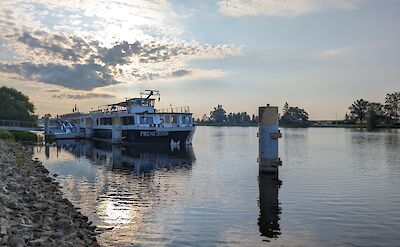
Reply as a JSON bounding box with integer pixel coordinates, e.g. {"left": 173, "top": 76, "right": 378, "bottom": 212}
{"left": 0, "top": 140, "right": 99, "bottom": 246}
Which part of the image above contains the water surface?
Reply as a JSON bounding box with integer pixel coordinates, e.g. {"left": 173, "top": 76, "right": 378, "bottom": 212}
{"left": 31, "top": 127, "right": 400, "bottom": 246}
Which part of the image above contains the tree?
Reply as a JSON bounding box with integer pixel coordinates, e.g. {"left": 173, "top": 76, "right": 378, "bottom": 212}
{"left": 210, "top": 105, "right": 226, "bottom": 124}
{"left": 201, "top": 114, "right": 208, "bottom": 123}
{"left": 366, "top": 102, "right": 385, "bottom": 129}
{"left": 280, "top": 105, "right": 309, "bottom": 127}
{"left": 344, "top": 112, "right": 354, "bottom": 124}
{"left": 283, "top": 102, "right": 289, "bottom": 115}
{"left": 0, "top": 86, "right": 37, "bottom": 121}
{"left": 384, "top": 92, "right": 400, "bottom": 122}
{"left": 349, "top": 99, "right": 369, "bottom": 124}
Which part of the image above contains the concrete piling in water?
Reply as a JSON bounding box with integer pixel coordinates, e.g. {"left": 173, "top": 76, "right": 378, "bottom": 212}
{"left": 258, "top": 105, "right": 282, "bottom": 174}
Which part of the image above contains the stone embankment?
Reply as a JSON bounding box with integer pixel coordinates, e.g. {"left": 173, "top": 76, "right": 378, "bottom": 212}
{"left": 0, "top": 140, "right": 99, "bottom": 246}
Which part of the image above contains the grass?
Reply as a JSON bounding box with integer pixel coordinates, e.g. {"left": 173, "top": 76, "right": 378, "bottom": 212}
{"left": 9, "top": 131, "right": 38, "bottom": 143}
{"left": 11, "top": 144, "right": 33, "bottom": 176}
{"left": 0, "top": 130, "right": 35, "bottom": 176}
{"left": 0, "top": 129, "right": 15, "bottom": 141}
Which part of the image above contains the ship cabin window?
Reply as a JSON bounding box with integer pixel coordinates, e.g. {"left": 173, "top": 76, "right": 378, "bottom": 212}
{"left": 122, "top": 116, "right": 135, "bottom": 125}
{"left": 163, "top": 115, "right": 171, "bottom": 123}
{"left": 140, "top": 116, "right": 154, "bottom": 124}
{"left": 131, "top": 98, "right": 155, "bottom": 107}
{"left": 181, "top": 116, "right": 192, "bottom": 124}
{"left": 96, "top": 118, "right": 99, "bottom": 125}
{"left": 162, "top": 115, "right": 177, "bottom": 124}
{"left": 100, "top": 117, "right": 112, "bottom": 125}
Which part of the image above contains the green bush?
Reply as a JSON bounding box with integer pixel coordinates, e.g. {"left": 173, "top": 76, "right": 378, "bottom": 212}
{"left": 9, "top": 131, "right": 38, "bottom": 143}
{"left": 0, "top": 129, "right": 15, "bottom": 140}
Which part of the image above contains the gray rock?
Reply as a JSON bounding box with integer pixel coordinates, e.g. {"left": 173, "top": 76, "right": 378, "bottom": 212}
{"left": 52, "top": 231, "right": 64, "bottom": 239}
{"left": 0, "top": 225, "right": 7, "bottom": 235}
{"left": 0, "top": 141, "right": 99, "bottom": 246}
{"left": 0, "top": 236, "right": 8, "bottom": 245}
{"left": 28, "top": 237, "right": 48, "bottom": 245}
{"left": 8, "top": 236, "right": 25, "bottom": 247}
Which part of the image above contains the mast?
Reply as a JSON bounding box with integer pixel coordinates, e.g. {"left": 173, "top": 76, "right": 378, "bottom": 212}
{"left": 141, "top": 90, "right": 160, "bottom": 100}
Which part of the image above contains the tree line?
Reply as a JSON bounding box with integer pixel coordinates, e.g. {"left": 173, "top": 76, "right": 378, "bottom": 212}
{"left": 196, "top": 105, "right": 259, "bottom": 126}
{"left": 196, "top": 91, "right": 399, "bottom": 129}
{"left": 347, "top": 92, "right": 400, "bottom": 128}
{"left": 196, "top": 102, "right": 310, "bottom": 127}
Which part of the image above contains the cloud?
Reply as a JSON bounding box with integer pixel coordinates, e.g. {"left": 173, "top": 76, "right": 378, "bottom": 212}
{"left": 0, "top": 30, "right": 241, "bottom": 90}
{"left": 0, "top": 0, "right": 179, "bottom": 44}
{"left": 0, "top": 1, "right": 243, "bottom": 91}
{"left": 317, "top": 46, "right": 352, "bottom": 58}
{"left": 0, "top": 61, "right": 118, "bottom": 90}
{"left": 17, "top": 32, "right": 82, "bottom": 62}
{"left": 171, "top": 69, "right": 191, "bottom": 77}
{"left": 45, "top": 89, "right": 60, "bottom": 92}
{"left": 217, "top": 0, "right": 363, "bottom": 17}
{"left": 52, "top": 93, "right": 116, "bottom": 100}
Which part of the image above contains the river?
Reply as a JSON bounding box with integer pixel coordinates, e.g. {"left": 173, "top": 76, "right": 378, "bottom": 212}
{"left": 31, "top": 127, "right": 400, "bottom": 246}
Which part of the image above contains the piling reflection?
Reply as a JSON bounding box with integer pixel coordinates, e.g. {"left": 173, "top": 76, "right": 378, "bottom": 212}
{"left": 258, "top": 172, "right": 281, "bottom": 240}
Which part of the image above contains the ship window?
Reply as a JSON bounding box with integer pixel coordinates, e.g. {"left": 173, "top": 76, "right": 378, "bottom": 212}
{"left": 171, "top": 115, "right": 177, "bottom": 124}
{"left": 100, "top": 117, "right": 112, "bottom": 125}
{"left": 181, "top": 116, "right": 190, "bottom": 124}
{"left": 96, "top": 118, "right": 99, "bottom": 125}
{"left": 163, "top": 115, "right": 171, "bottom": 123}
{"left": 140, "top": 116, "right": 153, "bottom": 124}
{"left": 122, "top": 116, "right": 135, "bottom": 125}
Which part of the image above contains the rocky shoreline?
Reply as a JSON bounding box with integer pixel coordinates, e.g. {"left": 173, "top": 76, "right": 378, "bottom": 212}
{"left": 0, "top": 140, "right": 99, "bottom": 246}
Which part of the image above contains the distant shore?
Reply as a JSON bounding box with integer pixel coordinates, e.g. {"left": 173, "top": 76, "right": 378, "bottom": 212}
{"left": 0, "top": 140, "right": 99, "bottom": 246}
{"left": 195, "top": 123, "right": 400, "bottom": 129}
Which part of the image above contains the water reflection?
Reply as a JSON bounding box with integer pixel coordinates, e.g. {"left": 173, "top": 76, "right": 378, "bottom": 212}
{"left": 34, "top": 140, "right": 196, "bottom": 246}
{"left": 258, "top": 172, "right": 281, "bottom": 241}
{"left": 46, "top": 140, "right": 195, "bottom": 174}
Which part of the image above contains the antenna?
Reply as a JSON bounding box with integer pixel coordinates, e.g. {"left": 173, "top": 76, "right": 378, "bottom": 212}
{"left": 140, "top": 89, "right": 161, "bottom": 100}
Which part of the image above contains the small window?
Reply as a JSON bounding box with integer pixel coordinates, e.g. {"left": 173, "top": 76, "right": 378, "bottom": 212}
{"left": 171, "top": 116, "right": 177, "bottom": 124}
{"left": 122, "top": 116, "right": 135, "bottom": 125}
{"left": 181, "top": 116, "right": 190, "bottom": 124}
{"left": 164, "top": 115, "right": 171, "bottom": 123}
{"left": 140, "top": 116, "right": 153, "bottom": 124}
{"left": 100, "top": 117, "right": 112, "bottom": 125}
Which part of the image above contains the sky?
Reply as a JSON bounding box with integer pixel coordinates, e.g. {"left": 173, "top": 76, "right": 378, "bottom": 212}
{"left": 0, "top": 0, "right": 399, "bottom": 120}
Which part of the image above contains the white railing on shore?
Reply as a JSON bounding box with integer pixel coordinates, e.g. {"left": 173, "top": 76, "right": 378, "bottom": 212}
{"left": 0, "top": 119, "right": 38, "bottom": 128}
{"left": 156, "top": 106, "right": 190, "bottom": 114}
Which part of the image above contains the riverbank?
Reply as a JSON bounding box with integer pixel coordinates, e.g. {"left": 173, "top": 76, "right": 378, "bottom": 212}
{"left": 0, "top": 140, "right": 99, "bottom": 246}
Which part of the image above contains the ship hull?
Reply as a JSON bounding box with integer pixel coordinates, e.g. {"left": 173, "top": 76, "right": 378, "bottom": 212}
{"left": 92, "top": 128, "right": 195, "bottom": 145}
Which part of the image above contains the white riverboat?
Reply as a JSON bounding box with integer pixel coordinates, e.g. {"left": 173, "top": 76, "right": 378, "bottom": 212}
{"left": 44, "top": 90, "right": 195, "bottom": 146}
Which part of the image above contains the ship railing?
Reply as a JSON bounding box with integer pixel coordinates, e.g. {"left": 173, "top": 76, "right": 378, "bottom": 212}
{"left": 156, "top": 106, "right": 190, "bottom": 114}
{"left": 88, "top": 108, "right": 127, "bottom": 114}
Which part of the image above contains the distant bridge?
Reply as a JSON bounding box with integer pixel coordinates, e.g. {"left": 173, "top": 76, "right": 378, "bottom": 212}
{"left": 0, "top": 119, "right": 43, "bottom": 132}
